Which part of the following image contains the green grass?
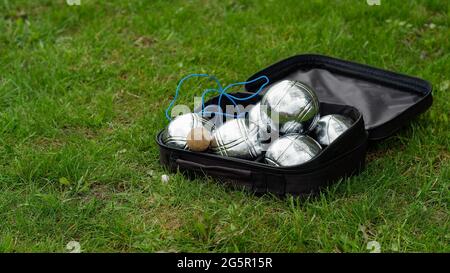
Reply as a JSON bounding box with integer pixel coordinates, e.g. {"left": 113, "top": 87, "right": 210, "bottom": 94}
{"left": 0, "top": 0, "right": 448, "bottom": 253}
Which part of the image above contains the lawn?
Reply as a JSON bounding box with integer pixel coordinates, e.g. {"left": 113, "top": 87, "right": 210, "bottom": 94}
{"left": 0, "top": 0, "right": 448, "bottom": 253}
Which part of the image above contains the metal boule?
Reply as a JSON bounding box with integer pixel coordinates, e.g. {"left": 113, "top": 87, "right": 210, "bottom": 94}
{"left": 280, "top": 120, "right": 304, "bottom": 135}
{"left": 265, "top": 134, "right": 322, "bottom": 167}
{"left": 211, "top": 118, "right": 262, "bottom": 159}
{"left": 313, "top": 114, "right": 353, "bottom": 146}
{"left": 260, "top": 80, "right": 320, "bottom": 134}
{"left": 162, "top": 113, "right": 213, "bottom": 150}
{"left": 248, "top": 102, "right": 278, "bottom": 143}
{"left": 280, "top": 113, "right": 320, "bottom": 135}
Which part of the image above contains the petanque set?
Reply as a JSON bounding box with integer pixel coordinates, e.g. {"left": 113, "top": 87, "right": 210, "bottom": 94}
{"left": 156, "top": 54, "right": 432, "bottom": 196}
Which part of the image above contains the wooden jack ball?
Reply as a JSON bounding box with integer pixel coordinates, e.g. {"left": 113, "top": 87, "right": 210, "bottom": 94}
{"left": 186, "top": 127, "right": 212, "bottom": 152}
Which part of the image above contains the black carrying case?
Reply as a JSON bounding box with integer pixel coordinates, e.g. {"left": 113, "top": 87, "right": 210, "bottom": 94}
{"left": 156, "top": 54, "right": 433, "bottom": 196}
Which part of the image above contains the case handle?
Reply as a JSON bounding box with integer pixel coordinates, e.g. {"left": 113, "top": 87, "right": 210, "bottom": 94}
{"left": 175, "top": 159, "right": 252, "bottom": 179}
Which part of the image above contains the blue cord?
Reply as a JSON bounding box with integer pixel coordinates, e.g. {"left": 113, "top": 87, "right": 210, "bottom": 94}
{"left": 165, "top": 74, "right": 269, "bottom": 121}
{"left": 201, "top": 105, "right": 247, "bottom": 119}
{"left": 209, "top": 75, "right": 269, "bottom": 118}
{"left": 217, "top": 75, "right": 270, "bottom": 105}
{"left": 165, "top": 74, "right": 223, "bottom": 121}
{"left": 201, "top": 88, "right": 237, "bottom": 112}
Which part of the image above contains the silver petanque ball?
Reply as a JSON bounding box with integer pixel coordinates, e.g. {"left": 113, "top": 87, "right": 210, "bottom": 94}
{"left": 280, "top": 113, "right": 320, "bottom": 135}
{"left": 260, "top": 80, "right": 320, "bottom": 130}
{"left": 211, "top": 118, "right": 262, "bottom": 159}
{"left": 248, "top": 102, "right": 278, "bottom": 142}
{"left": 313, "top": 114, "right": 353, "bottom": 146}
{"left": 265, "top": 134, "right": 322, "bottom": 167}
{"left": 162, "top": 113, "right": 213, "bottom": 150}
{"left": 280, "top": 120, "right": 304, "bottom": 135}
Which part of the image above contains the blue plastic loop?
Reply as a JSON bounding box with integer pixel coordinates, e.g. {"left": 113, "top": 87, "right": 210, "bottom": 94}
{"left": 165, "top": 74, "right": 269, "bottom": 121}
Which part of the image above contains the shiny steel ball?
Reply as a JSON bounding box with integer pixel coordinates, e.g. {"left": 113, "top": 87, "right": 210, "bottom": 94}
{"left": 280, "top": 113, "right": 320, "bottom": 135}
{"left": 280, "top": 120, "right": 304, "bottom": 135}
{"left": 211, "top": 118, "right": 262, "bottom": 159}
{"left": 313, "top": 114, "right": 353, "bottom": 146}
{"left": 248, "top": 102, "right": 278, "bottom": 142}
{"left": 260, "top": 80, "right": 320, "bottom": 129}
{"left": 162, "top": 113, "right": 213, "bottom": 150}
{"left": 265, "top": 134, "right": 322, "bottom": 167}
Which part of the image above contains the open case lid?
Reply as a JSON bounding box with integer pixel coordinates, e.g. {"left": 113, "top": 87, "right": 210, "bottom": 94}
{"left": 245, "top": 54, "right": 433, "bottom": 140}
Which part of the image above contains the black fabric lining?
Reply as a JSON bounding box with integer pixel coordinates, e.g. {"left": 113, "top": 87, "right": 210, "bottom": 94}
{"left": 246, "top": 54, "right": 431, "bottom": 94}
{"left": 246, "top": 54, "right": 432, "bottom": 140}
{"left": 285, "top": 68, "right": 422, "bottom": 130}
